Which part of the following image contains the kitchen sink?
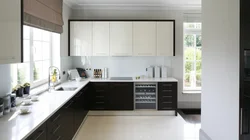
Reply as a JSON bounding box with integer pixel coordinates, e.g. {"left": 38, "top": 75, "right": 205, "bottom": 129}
{"left": 55, "top": 87, "right": 78, "bottom": 91}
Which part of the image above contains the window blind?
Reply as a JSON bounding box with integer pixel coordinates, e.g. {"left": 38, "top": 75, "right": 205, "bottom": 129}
{"left": 23, "top": 0, "right": 63, "bottom": 33}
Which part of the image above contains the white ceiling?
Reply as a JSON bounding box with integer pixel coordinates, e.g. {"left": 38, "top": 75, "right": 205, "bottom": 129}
{"left": 64, "top": 0, "right": 201, "bottom": 10}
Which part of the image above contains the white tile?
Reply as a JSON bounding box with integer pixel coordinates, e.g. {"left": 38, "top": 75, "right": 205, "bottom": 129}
{"left": 74, "top": 115, "right": 200, "bottom": 140}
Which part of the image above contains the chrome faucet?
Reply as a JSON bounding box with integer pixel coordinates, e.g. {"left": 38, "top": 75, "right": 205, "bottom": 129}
{"left": 48, "top": 66, "right": 61, "bottom": 92}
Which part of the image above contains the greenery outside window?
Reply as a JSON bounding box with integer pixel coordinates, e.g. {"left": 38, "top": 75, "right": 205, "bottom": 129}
{"left": 184, "top": 23, "right": 202, "bottom": 91}
{"left": 11, "top": 25, "right": 60, "bottom": 88}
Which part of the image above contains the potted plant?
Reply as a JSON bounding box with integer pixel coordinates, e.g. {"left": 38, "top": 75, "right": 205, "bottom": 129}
{"left": 15, "top": 85, "right": 24, "bottom": 97}
{"left": 23, "top": 83, "right": 30, "bottom": 95}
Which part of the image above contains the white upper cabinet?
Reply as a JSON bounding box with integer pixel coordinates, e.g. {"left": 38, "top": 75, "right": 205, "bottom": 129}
{"left": 70, "top": 22, "right": 93, "bottom": 56}
{"left": 133, "top": 22, "right": 156, "bottom": 56}
{"left": 110, "top": 22, "right": 133, "bottom": 56}
{"left": 156, "top": 22, "right": 174, "bottom": 56}
{"left": 0, "top": 0, "right": 22, "bottom": 64}
{"left": 93, "top": 22, "right": 110, "bottom": 56}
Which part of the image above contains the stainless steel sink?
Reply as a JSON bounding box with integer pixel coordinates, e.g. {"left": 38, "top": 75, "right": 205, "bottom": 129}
{"left": 55, "top": 87, "right": 78, "bottom": 91}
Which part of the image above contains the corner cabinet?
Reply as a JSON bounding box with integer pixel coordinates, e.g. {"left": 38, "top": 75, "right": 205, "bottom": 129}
{"left": 0, "top": 0, "right": 22, "bottom": 64}
{"left": 70, "top": 22, "right": 93, "bottom": 56}
{"left": 68, "top": 20, "right": 175, "bottom": 57}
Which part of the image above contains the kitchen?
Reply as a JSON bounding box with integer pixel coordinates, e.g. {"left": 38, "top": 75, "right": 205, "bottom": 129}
{"left": 0, "top": 0, "right": 242, "bottom": 140}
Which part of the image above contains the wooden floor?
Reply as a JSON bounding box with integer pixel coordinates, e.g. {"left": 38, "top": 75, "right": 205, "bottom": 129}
{"left": 74, "top": 115, "right": 200, "bottom": 140}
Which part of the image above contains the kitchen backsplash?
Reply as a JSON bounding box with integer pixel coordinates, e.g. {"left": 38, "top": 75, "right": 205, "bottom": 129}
{"left": 72, "top": 56, "right": 173, "bottom": 78}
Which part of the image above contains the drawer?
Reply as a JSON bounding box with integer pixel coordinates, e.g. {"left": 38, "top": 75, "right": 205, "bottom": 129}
{"left": 158, "top": 89, "right": 175, "bottom": 96}
{"left": 158, "top": 95, "right": 173, "bottom": 102}
{"left": 26, "top": 123, "right": 46, "bottom": 140}
{"left": 47, "top": 124, "right": 62, "bottom": 140}
{"left": 158, "top": 82, "right": 177, "bottom": 90}
{"left": 47, "top": 111, "right": 62, "bottom": 126}
{"left": 158, "top": 101, "right": 177, "bottom": 110}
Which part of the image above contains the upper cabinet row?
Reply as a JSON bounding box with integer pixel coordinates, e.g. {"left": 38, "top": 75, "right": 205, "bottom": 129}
{"left": 69, "top": 21, "right": 175, "bottom": 56}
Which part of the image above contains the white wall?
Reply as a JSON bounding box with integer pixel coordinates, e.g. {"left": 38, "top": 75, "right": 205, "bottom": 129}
{"left": 201, "top": 0, "right": 239, "bottom": 139}
{"left": 72, "top": 56, "right": 173, "bottom": 77}
{"left": 60, "top": 3, "right": 73, "bottom": 82}
{"left": 71, "top": 8, "right": 201, "bottom": 104}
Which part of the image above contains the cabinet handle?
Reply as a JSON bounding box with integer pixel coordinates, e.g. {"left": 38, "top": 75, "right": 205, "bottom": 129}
{"left": 163, "top": 90, "right": 172, "bottom": 92}
{"left": 162, "top": 84, "right": 172, "bottom": 87}
{"left": 52, "top": 125, "right": 61, "bottom": 134}
{"left": 96, "top": 102, "right": 104, "bottom": 104}
{"left": 75, "top": 92, "right": 83, "bottom": 98}
{"left": 34, "top": 130, "right": 44, "bottom": 140}
{"left": 65, "top": 101, "right": 74, "bottom": 109}
{"left": 52, "top": 114, "right": 61, "bottom": 123}
{"left": 163, "top": 96, "right": 172, "bottom": 98}
{"left": 57, "top": 136, "right": 61, "bottom": 140}
{"left": 96, "top": 89, "right": 105, "bottom": 92}
{"left": 96, "top": 96, "right": 104, "bottom": 98}
{"left": 162, "top": 102, "right": 172, "bottom": 104}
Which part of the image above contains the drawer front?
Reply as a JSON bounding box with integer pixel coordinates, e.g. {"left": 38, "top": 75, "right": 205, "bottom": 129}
{"left": 26, "top": 123, "right": 46, "bottom": 140}
{"left": 158, "top": 102, "right": 176, "bottom": 110}
{"left": 158, "top": 82, "right": 177, "bottom": 90}
{"left": 158, "top": 95, "right": 173, "bottom": 102}
{"left": 47, "top": 111, "right": 63, "bottom": 131}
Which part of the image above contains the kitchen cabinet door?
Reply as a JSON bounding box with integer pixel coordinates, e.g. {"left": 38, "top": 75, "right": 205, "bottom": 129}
{"left": 109, "top": 83, "right": 134, "bottom": 110}
{"left": 0, "top": 0, "right": 22, "bottom": 64}
{"left": 133, "top": 22, "right": 156, "bottom": 56}
{"left": 93, "top": 22, "right": 110, "bottom": 56}
{"left": 110, "top": 22, "right": 133, "bottom": 56}
{"left": 156, "top": 22, "right": 174, "bottom": 56}
{"left": 70, "top": 22, "right": 93, "bottom": 56}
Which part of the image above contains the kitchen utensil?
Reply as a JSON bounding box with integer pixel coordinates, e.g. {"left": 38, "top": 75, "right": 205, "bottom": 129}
{"left": 102, "top": 68, "right": 108, "bottom": 79}
{"left": 154, "top": 66, "right": 161, "bottom": 78}
{"left": 146, "top": 66, "right": 154, "bottom": 78}
{"left": 161, "top": 66, "right": 168, "bottom": 78}
{"left": 10, "top": 94, "right": 16, "bottom": 112}
{"left": 3, "top": 95, "right": 11, "bottom": 115}
{"left": 68, "top": 69, "right": 80, "bottom": 80}
{"left": 23, "top": 99, "right": 32, "bottom": 105}
{"left": 19, "top": 106, "right": 31, "bottom": 114}
{"left": 31, "top": 96, "right": 39, "bottom": 101}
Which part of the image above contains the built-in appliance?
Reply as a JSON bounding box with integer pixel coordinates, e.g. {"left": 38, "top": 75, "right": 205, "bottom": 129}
{"left": 134, "top": 83, "right": 157, "bottom": 110}
{"left": 110, "top": 77, "right": 133, "bottom": 80}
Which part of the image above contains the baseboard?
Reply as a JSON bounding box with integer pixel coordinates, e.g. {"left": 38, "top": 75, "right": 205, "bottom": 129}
{"left": 88, "top": 110, "right": 176, "bottom": 116}
{"left": 200, "top": 129, "right": 212, "bottom": 140}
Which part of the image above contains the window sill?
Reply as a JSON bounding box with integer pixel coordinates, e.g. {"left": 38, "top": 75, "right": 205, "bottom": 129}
{"left": 182, "top": 90, "right": 201, "bottom": 94}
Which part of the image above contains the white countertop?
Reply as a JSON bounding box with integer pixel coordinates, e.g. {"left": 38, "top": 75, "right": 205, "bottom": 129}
{"left": 0, "top": 77, "right": 177, "bottom": 140}
{"left": 90, "top": 77, "right": 178, "bottom": 82}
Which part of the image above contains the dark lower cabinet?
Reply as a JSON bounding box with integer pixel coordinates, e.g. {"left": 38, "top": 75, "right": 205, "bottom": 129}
{"left": 89, "top": 82, "right": 134, "bottom": 110}
{"left": 26, "top": 123, "right": 47, "bottom": 140}
{"left": 157, "top": 82, "right": 178, "bottom": 115}
{"left": 26, "top": 84, "right": 89, "bottom": 140}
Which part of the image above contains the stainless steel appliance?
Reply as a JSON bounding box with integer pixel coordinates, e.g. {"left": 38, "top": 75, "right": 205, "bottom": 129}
{"left": 3, "top": 95, "right": 10, "bottom": 114}
{"left": 102, "top": 68, "right": 108, "bottom": 79}
{"left": 161, "top": 66, "right": 168, "bottom": 78}
{"left": 134, "top": 83, "right": 157, "bottom": 110}
{"left": 154, "top": 66, "right": 161, "bottom": 78}
{"left": 146, "top": 66, "right": 154, "bottom": 78}
{"left": 110, "top": 77, "right": 133, "bottom": 80}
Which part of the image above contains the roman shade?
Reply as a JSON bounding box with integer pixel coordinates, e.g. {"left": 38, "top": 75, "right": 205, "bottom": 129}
{"left": 23, "top": 0, "right": 64, "bottom": 33}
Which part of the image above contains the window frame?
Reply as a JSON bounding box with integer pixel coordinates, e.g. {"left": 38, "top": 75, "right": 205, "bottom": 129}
{"left": 183, "top": 22, "right": 202, "bottom": 91}
{"left": 11, "top": 26, "right": 53, "bottom": 89}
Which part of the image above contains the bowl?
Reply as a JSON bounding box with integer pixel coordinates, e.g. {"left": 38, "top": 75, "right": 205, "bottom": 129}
{"left": 31, "top": 96, "right": 38, "bottom": 101}
{"left": 23, "top": 99, "right": 32, "bottom": 105}
{"left": 20, "top": 106, "right": 30, "bottom": 114}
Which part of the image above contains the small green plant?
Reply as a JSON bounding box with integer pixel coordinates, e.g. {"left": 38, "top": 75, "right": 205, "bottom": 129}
{"left": 23, "top": 83, "right": 30, "bottom": 87}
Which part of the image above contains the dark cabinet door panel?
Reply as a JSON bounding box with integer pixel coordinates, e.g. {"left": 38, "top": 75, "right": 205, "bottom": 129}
{"left": 26, "top": 123, "right": 47, "bottom": 140}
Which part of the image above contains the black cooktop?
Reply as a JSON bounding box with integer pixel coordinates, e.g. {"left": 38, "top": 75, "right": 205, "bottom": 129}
{"left": 110, "top": 77, "right": 133, "bottom": 80}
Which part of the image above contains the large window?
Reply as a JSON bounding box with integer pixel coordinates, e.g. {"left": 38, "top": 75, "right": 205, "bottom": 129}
{"left": 183, "top": 23, "right": 202, "bottom": 91}
{"left": 11, "top": 26, "right": 60, "bottom": 88}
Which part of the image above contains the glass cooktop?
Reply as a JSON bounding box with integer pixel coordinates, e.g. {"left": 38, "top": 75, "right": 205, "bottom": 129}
{"left": 110, "top": 77, "right": 133, "bottom": 80}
